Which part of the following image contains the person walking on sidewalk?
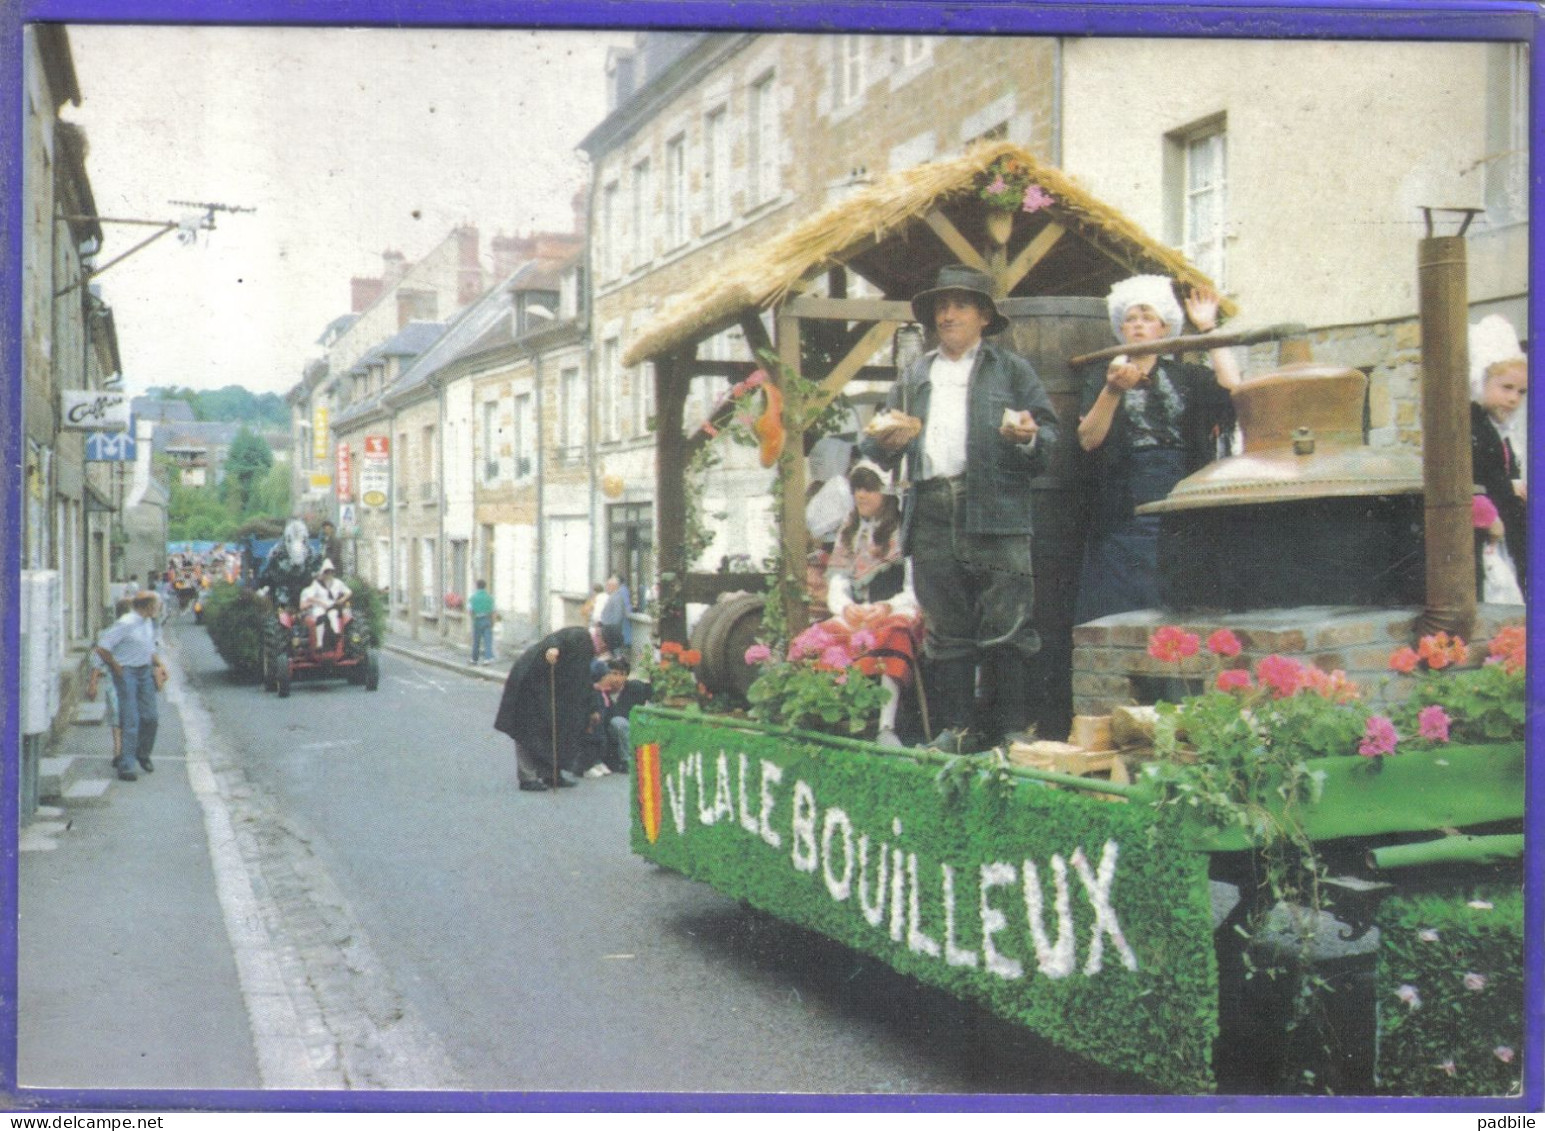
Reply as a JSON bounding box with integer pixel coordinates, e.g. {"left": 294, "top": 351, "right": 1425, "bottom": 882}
{"left": 85, "top": 597, "right": 134, "bottom": 770}
{"left": 599, "top": 574, "right": 633, "bottom": 658}
{"left": 92, "top": 590, "right": 168, "bottom": 782}
{"left": 469, "top": 579, "right": 496, "bottom": 664}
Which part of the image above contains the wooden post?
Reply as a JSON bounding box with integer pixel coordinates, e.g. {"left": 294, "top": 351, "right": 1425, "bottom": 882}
{"left": 1417, "top": 231, "right": 1477, "bottom": 641}
{"left": 654, "top": 352, "right": 690, "bottom": 644}
{"left": 775, "top": 309, "right": 810, "bottom": 637}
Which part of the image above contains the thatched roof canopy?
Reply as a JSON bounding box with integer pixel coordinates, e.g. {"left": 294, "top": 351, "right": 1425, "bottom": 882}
{"left": 624, "top": 139, "right": 1232, "bottom": 367}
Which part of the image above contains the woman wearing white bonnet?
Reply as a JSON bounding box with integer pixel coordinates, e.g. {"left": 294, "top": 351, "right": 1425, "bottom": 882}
{"left": 1468, "top": 313, "right": 1528, "bottom": 594}
{"left": 1074, "top": 274, "right": 1241, "bottom": 622}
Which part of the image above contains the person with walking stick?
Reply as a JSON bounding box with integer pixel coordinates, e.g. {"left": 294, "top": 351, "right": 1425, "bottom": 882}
{"left": 493, "top": 625, "right": 596, "bottom": 792}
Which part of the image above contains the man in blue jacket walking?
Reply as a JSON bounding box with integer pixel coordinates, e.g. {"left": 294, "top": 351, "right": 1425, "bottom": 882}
{"left": 861, "top": 265, "right": 1058, "bottom": 752}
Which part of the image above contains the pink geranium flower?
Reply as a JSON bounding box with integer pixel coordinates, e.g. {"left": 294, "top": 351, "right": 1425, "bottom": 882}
{"left": 743, "top": 643, "right": 772, "bottom": 665}
{"left": 818, "top": 645, "right": 853, "bottom": 670}
{"left": 1148, "top": 626, "right": 1201, "bottom": 664}
{"left": 1216, "top": 669, "right": 1253, "bottom": 693}
{"left": 1206, "top": 628, "right": 1243, "bottom": 658}
{"left": 1256, "top": 654, "right": 1305, "bottom": 699}
{"left": 1021, "top": 184, "right": 1055, "bottom": 213}
{"left": 1359, "top": 715, "right": 1399, "bottom": 758}
{"left": 1417, "top": 705, "right": 1451, "bottom": 743}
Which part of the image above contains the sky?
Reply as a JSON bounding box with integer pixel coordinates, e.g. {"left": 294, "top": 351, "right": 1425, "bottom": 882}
{"left": 65, "top": 24, "right": 635, "bottom": 399}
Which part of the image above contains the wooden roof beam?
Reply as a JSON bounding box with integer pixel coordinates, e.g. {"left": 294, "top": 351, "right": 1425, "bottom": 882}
{"left": 804, "top": 319, "right": 901, "bottom": 420}
{"left": 923, "top": 208, "right": 991, "bottom": 276}
{"left": 1002, "top": 222, "right": 1067, "bottom": 294}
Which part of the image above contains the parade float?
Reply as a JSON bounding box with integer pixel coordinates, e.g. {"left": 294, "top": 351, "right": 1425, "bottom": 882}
{"left": 621, "top": 143, "right": 1529, "bottom": 1095}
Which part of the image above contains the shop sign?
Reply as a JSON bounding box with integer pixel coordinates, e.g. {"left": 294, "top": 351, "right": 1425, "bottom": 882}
{"left": 60, "top": 390, "right": 130, "bottom": 432}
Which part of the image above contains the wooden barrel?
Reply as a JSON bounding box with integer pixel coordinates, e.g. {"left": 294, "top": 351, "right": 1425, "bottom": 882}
{"left": 1000, "top": 296, "right": 1113, "bottom": 741}
{"left": 688, "top": 592, "right": 766, "bottom": 703}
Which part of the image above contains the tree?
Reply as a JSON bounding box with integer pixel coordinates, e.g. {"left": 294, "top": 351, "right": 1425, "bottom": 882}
{"left": 221, "top": 427, "right": 274, "bottom": 516}
{"left": 247, "top": 461, "right": 291, "bottom": 520}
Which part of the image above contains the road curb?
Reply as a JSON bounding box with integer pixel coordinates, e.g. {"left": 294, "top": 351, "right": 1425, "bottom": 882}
{"left": 381, "top": 640, "right": 506, "bottom": 682}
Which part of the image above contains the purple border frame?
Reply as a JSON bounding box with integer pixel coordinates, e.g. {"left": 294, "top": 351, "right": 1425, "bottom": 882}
{"left": 3, "top": 0, "right": 1539, "bottom": 1116}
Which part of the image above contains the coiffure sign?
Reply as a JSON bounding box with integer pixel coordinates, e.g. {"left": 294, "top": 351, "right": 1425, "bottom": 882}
{"left": 59, "top": 390, "right": 130, "bottom": 432}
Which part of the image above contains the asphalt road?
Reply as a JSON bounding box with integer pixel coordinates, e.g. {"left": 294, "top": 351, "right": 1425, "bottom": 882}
{"left": 177, "top": 619, "right": 1148, "bottom": 1097}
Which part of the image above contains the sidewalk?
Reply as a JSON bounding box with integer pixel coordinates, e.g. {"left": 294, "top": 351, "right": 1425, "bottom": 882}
{"left": 16, "top": 640, "right": 263, "bottom": 1094}
{"left": 377, "top": 626, "right": 517, "bottom": 685}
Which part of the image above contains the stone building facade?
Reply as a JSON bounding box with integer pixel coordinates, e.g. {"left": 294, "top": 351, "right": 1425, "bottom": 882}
{"left": 1060, "top": 37, "right": 1529, "bottom": 449}
{"left": 579, "top": 31, "right": 1062, "bottom": 613}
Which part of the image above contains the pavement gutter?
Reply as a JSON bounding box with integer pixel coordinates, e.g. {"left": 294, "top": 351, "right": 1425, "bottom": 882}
{"left": 166, "top": 656, "right": 344, "bottom": 1090}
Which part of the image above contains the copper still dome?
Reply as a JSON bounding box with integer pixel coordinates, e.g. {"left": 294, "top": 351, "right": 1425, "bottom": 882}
{"left": 1136, "top": 363, "right": 1423, "bottom": 515}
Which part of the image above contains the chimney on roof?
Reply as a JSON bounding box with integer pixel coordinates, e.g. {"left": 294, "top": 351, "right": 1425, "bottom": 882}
{"left": 351, "top": 276, "right": 384, "bottom": 313}
{"left": 457, "top": 225, "right": 483, "bottom": 306}
{"left": 535, "top": 232, "right": 581, "bottom": 261}
{"left": 382, "top": 249, "right": 408, "bottom": 286}
{"left": 492, "top": 234, "right": 535, "bottom": 279}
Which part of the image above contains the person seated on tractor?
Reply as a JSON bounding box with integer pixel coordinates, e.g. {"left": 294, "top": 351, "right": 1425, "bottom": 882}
{"left": 299, "top": 559, "right": 352, "bottom": 653}
{"left": 258, "top": 518, "right": 322, "bottom": 609}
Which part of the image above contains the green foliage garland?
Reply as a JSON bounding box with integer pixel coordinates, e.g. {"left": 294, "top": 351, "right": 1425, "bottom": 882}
{"left": 631, "top": 710, "right": 1219, "bottom": 1093}
{"left": 202, "top": 581, "right": 269, "bottom": 679}
{"left": 1374, "top": 885, "right": 1524, "bottom": 1097}
{"left": 204, "top": 575, "right": 382, "bottom": 679}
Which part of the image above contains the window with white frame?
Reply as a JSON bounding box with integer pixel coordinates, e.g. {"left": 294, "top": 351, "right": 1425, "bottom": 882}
{"left": 512, "top": 392, "right": 533, "bottom": 479}
{"left": 665, "top": 135, "right": 687, "bottom": 248}
{"left": 420, "top": 537, "right": 438, "bottom": 613}
{"left": 600, "top": 180, "right": 620, "bottom": 279}
{"left": 395, "top": 538, "right": 409, "bottom": 605}
{"left": 631, "top": 158, "right": 652, "bottom": 269}
{"left": 420, "top": 424, "right": 437, "bottom": 501}
{"left": 481, "top": 399, "right": 500, "bottom": 482}
{"left": 901, "top": 36, "right": 931, "bottom": 67}
{"left": 1484, "top": 42, "right": 1528, "bottom": 227}
{"left": 1167, "top": 117, "right": 1228, "bottom": 289}
{"left": 633, "top": 361, "right": 655, "bottom": 435}
{"left": 601, "top": 337, "right": 622, "bottom": 443}
{"left": 704, "top": 106, "right": 730, "bottom": 229}
{"left": 562, "top": 366, "right": 587, "bottom": 456}
{"left": 450, "top": 539, "right": 468, "bottom": 604}
{"left": 836, "top": 36, "right": 866, "bottom": 107}
{"left": 748, "top": 71, "right": 779, "bottom": 208}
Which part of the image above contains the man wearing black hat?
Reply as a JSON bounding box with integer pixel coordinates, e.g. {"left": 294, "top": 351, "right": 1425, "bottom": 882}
{"left": 861, "top": 265, "right": 1059, "bottom": 752}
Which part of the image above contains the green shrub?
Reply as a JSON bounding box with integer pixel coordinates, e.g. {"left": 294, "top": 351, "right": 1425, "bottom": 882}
{"left": 203, "top": 581, "right": 271, "bottom": 680}
{"left": 1375, "top": 884, "right": 1524, "bottom": 1096}
{"left": 345, "top": 576, "right": 384, "bottom": 647}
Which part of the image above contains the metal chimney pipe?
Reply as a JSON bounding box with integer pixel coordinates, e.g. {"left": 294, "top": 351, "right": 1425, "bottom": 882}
{"left": 1417, "top": 232, "right": 1477, "bottom": 641}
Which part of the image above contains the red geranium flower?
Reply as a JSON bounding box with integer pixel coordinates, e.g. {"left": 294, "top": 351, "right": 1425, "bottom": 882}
{"left": 681, "top": 649, "right": 703, "bottom": 667}
{"left": 1216, "top": 669, "right": 1253, "bottom": 693}
{"left": 1148, "top": 626, "right": 1201, "bottom": 664}
{"left": 1255, "top": 654, "right": 1305, "bottom": 699}
{"left": 1487, "top": 625, "right": 1526, "bottom": 674}
{"left": 1206, "top": 628, "right": 1243, "bottom": 658}
{"left": 660, "top": 641, "right": 684, "bottom": 656}
{"left": 1388, "top": 646, "right": 1420, "bottom": 674}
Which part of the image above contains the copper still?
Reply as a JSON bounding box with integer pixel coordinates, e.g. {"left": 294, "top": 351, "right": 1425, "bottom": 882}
{"left": 1136, "top": 360, "right": 1427, "bottom": 611}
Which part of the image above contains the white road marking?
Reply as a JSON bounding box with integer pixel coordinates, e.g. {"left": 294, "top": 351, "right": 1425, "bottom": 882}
{"left": 164, "top": 656, "right": 341, "bottom": 1090}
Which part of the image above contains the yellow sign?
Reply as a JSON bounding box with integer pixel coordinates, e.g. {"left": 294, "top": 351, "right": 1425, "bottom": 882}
{"left": 312, "top": 406, "right": 330, "bottom": 463}
{"left": 310, "top": 472, "right": 333, "bottom": 490}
